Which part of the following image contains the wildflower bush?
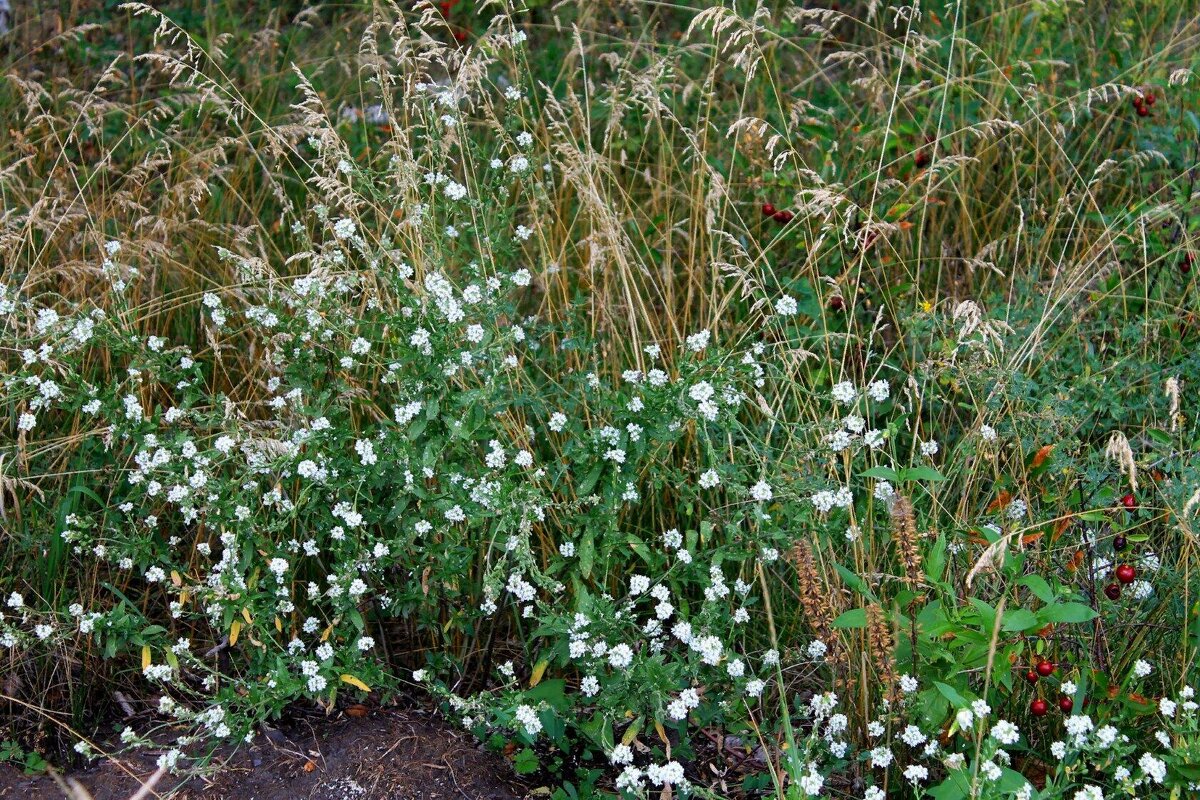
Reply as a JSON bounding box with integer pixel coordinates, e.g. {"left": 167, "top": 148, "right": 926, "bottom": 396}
{"left": 2, "top": 1, "right": 1200, "bottom": 798}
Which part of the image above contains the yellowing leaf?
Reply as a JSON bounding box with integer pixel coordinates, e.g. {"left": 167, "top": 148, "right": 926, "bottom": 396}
{"left": 141, "top": 645, "right": 151, "bottom": 671}
{"left": 241, "top": 607, "right": 253, "bottom": 625}
{"left": 170, "top": 570, "right": 182, "bottom": 588}
{"left": 230, "top": 620, "right": 242, "bottom": 646}
{"left": 654, "top": 720, "right": 669, "bottom": 746}
{"left": 274, "top": 616, "right": 283, "bottom": 633}
{"left": 529, "top": 659, "right": 549, "bottom": 687}
{"left": 179, "top": 591, "right": 189, "bottom": 605}
{"left": 341, "top": 674, "right": 371, "bottom": 692}
{"left": 321, "top": 625, "right": 333, "bottom": 642}
{"left": 621, "top": 720, "right": 641, "bottom": 746}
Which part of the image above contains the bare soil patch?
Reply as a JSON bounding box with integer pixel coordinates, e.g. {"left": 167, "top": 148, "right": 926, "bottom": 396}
{"left": 0, "top": 710, "right": 527, "bottom": 800}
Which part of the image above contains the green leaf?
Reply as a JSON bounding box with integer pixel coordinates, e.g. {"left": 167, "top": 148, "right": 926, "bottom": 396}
{"left": 576, "top": 463, "right": 603, "bottom": 497}
{"left": 526, "top": 679, "right": 569, "bottom": 710}
{"left": 832, "top": 608, "right": 867, "bottom": 629}
{"left": 903, "top": 466, "right": 947, "bottom": 482}
{"left": 918, "top": 686, "right": 951, "bottom": 731}
{"left": 1039, "top": 602, "right": 1098, "bottom": 624}
{"left": 514, "top": 748, "right": 540, "bottom": 774}
{"left": 834, "top": 563, "right": 876, "bottom": 600}
{"left": 860, "top": 466, "right": 901, "bottom": 481}
{"left": 999, "top": 767, "right": 1031, "bottom": 793}
{"left": 933, "top": 681, "right": 968, "bottom": 708}
{"left": 1001, "top": 608, "right": 1040, "bottom": 632}
{"left": 626, "top": 535, "right": 652, "bottom": 564}
{"left": 926, "top": 772, "right": 970, "bottom": 800}
{"left": 925, "top": 535, "right": 947, "bottom": 583}
{"left": 1147, "top": 428, "right": 1172, "bottom": 446}
{"left": 1017, "top": 575, "right": 1055, "bottom": 604}
{"left": 967, "top": 598, "right": 997, "bottom": 631}
{"left": 578, "top": 531, "right": 595, "bottom": 579}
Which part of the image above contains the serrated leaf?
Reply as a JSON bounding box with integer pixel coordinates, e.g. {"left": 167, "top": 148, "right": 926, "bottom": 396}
{"left": 513, "top": 748, "right": 540, "bottom": 774}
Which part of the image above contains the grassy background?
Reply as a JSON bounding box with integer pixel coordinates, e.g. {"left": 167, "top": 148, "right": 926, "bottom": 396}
{"left": 2, "top": 0, "right": 1200, "bottom": 792}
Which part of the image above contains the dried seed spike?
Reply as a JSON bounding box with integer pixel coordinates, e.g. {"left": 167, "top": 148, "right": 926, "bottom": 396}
{"left": 890, "top": 495, "right": 922, "bottom": 585}
{"left": 866, "top": 604, "right": 897, "bottom": 699}
{"left": 788, "top": 540, "right": 841, "bottom": 662}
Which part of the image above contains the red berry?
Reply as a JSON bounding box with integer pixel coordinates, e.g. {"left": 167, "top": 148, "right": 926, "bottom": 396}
{"left": 1133, "top": 95, "right": 1144, "bottom": 108}
{"left": 773, "top": 210, "right": 793, "bottom": 224}
{"left": 1025, "top": 669, "right": 1039, "bottom": 685}
{"left": 1036, "top": 660, "right": 1055, "bottom": 677}
{"left": 1104, "top": 582, "right": 1122, "bottom": 601}
{"left": 761, "top": 203, "right": 776, "bottom": 217}
{"left": 1113, "top": 535, "right": 1128, "bottom": 552}
{"left": 829, "top": 295, "right": 845, "bottom": 311}
{"left": 1059, "top": 697, "right": 1074, "bottom": 713}
{"left": 914, "top": 150, "right": 931, "bottom": 169}
{"left": 1146, "top": 92, "right": 1157, "bottom": 106}
{"left": 1182, "top": 253, "right": 1193, "bottom": 274}
{"left": 1121, "top": 493, "right": 1136, "bottom": 510}
{"left": 1115, "top": 564, "right": 1136, "bottom": 585}
{"left": 1137, "top": 104, "right": 1151, "bottom": 117}
{"left": 1031, "top": 698, "right": 1049, "bottom": 717}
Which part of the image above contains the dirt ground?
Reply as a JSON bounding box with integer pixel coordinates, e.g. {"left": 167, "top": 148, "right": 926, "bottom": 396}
{"left": 0, "top": 710, "right": 528, "bottom": 800}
